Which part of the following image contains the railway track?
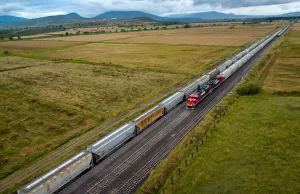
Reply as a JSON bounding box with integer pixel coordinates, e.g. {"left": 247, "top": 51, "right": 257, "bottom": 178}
{"left": 61, "top": 35, "right": 279, "bottom": 194}
{"left": 0, "top": 52, "right": 228, "bottom": 193}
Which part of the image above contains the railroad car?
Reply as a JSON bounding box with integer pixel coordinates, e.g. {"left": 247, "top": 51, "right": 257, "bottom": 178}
{"left": 179, "top": 81, "right": 199, "bottom": 99}
{"left": 186, "top": 93, "right": 203, "bottom": 109}
{"left": 207, "top": 78, "right": 220, "bottom": 90}
{"left": 159, "top": 92, "right": 185, "bottom": 114}
{"left": 186, "top": 78, "right": 220, "bottom": 109}
{"left": 87, "top": 123, "right": 136, "bottom": 164}
{"left": 186, "top": 83, "right": 212, "bottom": 109}
{"left": 208, "top": 69, "right": 220, "bottom": 79}
{"left": 18, "top": 151, "right": 92, "bottom": 194}
{"left": 217, "top": 60, "right": 233, "bottom": 73}
{"left": 196, "top": 75, "right": 210, "bottom": 88}
{"left": 132, "top": 105, "right": 164, "bottom": 133}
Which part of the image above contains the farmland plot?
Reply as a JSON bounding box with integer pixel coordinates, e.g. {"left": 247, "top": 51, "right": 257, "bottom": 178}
{"left": 37, "top": 43, "right": 240, "bottom": 75}
{"left": 0, "top": 56, "right": 183, "bottom": 180}
{"left": 38, "top": 22, "right": 284, "bottom": 46}
{"left": 263, "top": 23, "right": 300, "bottom": 91}
{"left": 0, "top": 40, "right": 83, "bottom": 53}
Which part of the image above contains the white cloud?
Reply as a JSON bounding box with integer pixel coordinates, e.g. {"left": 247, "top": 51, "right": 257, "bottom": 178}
{"left": 0, "top": 0, "right": 299, "bottom": 18}
{"left": 223, "top": 2, "right": 300, "bottom": 15}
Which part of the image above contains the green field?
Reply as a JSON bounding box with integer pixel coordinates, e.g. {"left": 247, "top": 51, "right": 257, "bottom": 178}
{"left": 138, "top": 23, "right": 300, "bottom": 194}
{"left": 0, "top": 56, "right": 184, "bottom": 180}
{"left": 144, "top": 94, "right": 300, "bottom": 194}
{"left": 263, "top": 23, "right": 300, "bottom": 91}
{"left": 36, "top": 43, "right": 240, "bottom": 75}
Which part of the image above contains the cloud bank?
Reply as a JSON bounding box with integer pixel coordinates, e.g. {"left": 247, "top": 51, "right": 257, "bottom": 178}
{"left": 0, "top": 0, "right": 299, "bottom": 18}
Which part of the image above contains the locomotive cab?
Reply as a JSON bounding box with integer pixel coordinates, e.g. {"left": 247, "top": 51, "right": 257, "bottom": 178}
{"left": 186, "top": 93, "right": 202, "bottom": 109}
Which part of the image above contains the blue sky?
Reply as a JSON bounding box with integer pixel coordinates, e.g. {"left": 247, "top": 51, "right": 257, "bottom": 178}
{"left": 1, "top": 0, "right": 300, "bottom": 18}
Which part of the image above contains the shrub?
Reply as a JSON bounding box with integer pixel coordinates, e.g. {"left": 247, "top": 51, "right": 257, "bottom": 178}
{"left": 237, "top": 81, "right": 262, "bottom": 96}
{"left": 184, "top": 24, "right": 190, "bottom": 28}
{"left": 3, "top": 51, "right": 9, "bottom": 54}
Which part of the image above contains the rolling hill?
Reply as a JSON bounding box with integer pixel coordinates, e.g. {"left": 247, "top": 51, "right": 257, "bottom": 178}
{"left": 166, "top": 11, "right": 247, "bottom": 19}
{"left": 166, "top": 11, "right": 300, "bottom": 20}
{"left": 0, "top": 15, "right": 28, "bottom": 23}
{"left": 94, "top": 11, "right": 163, "bottom": 20}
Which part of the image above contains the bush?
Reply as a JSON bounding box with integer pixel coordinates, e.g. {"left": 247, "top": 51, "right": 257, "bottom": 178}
{"left": 237, "top": 81, "right": 262, "bottom": 96}
{"left": 3, "top": 51, "right": 9, "bottom": 54}
{"left": 184, "top": 24, "right": 190, "bottom": 28}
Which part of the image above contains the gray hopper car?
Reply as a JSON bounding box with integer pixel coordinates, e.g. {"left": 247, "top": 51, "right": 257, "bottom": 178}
{"left": 18, "top": 151, "right": 92, "bottom": 194}
{"left": 179, "top": 81, "right": 199, "bottom": 98}
{"left": 87, "top": 123, "right": 136, "bottom": 163}
{"left": 218, "top": 60, "right": 233, "bottom": 73}
{"left": 159, "top": 92, "right": 185, "bottom": 114}
{"left": 197, "top": 75, "right": 210, "bottom": 87}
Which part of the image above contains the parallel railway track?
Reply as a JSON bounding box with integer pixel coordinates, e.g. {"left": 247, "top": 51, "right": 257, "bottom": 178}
{"left": 61, "top": 35, "right": 280, "bottom": 194}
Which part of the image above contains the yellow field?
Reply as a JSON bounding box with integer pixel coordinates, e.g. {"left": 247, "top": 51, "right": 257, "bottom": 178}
{"left": 39, "top": 33, "right": 143, "bottom": 42}
{"left": 264, "top": 23, "right": 300, "bottom": 91}
{"left": 38, "top": 22, "right": 284, "bottom": 46}
{"left": 0, "top": 56, "right": 184, "bottom": 180}
{"left": 0, "top": 40, "right": 83, "bottom": 53}
{"left": 0, "top": 56, "right": 46, "bottom": 71}
{"left": 37, "top": 43, "right": 240, "bottom": 75}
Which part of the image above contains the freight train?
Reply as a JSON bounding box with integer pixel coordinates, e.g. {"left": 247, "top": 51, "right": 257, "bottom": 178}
{"left": 18, "top": 21, "right": 294, "bottom": 194}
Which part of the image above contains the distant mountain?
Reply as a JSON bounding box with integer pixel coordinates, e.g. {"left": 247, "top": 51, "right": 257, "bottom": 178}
{"left": 0, "top": 15, "right": 28, "bottom": 23}
{"left": 166, "top": 11, "right": 250, "bottom": 20}
{"left": 40, "top": 12, "right": 83, "bottom": 20}
{"left": 94, "top": 11, "right": 163, "bottom": 20}
{"left": 278, "top": 12, "right": 300, "bottom": 17}
{"left": 8, "top": 13, "right": 86, "bottom": 27}
{"left": 166, "top": 11, "right": 300, "bottom": 20}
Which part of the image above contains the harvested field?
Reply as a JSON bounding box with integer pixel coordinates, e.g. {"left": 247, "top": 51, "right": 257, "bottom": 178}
{"left": 264, "top": 23, "right": 300, "bottom": 91}
{"left": 0, "top": 56, "right": 184, "bottom": 180}
{"left": 0, "top": 56, "right": 47, "bottom": 71}
{"left": 111, "top": 35, "right": 251, "bottom": 46}
{"left": 35, "top": 23, "right": 283, "bottom": 46}
{"left": 37, "top": 43, "right": 240, "bottom": 75}
{"left": 110, "top": 23, "right": 283, "bottom": 46}
{"left": 0, "top": 40, "right": 83, "bottom": 53}
{"left": 39, "top": 33, "right": 143, "bottom": 42}
{"left": 21, "top": 34, "right": 51, "bottom": 39}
